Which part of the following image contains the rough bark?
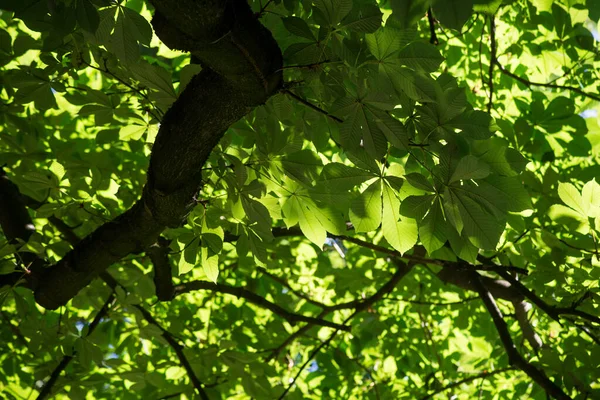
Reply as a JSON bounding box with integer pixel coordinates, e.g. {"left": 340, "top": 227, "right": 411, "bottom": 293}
{"left": 30, "top": 0, "right": 282, "bottom": 309}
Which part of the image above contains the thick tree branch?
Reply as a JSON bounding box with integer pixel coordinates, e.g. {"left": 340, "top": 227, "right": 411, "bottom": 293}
{"left": 174, "top": 280, "right": 349, "bottom": 331}
{"left": 471, "top": 272, "right": 571, "bottom": 400}
{"left": 26, "top": 0, "right": 283, "bottom": 309}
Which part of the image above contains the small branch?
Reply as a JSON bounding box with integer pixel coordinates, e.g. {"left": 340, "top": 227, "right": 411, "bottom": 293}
{"left": 1, "top": 310, "right": 27, "bottom": 346}
{"left": 37, "top": 291, "right": 116, "bottom": 400}
{"left": 487, "top": 15, "right": 496, "bottom": 113}
{"left": 563, "top": 317, "right": 600, "bottom": 346}
{"left": 174, "top": 280, "right": 349, "bottom": 331}
{"left": 498, "top": 271, "right": 600, "bottom": 324}
{"left": 133, "top": 304, "right": 209, "bottom": 400}
{"left": 382, "top": 296, "right": 479, "bottom": 306}
{"left": 493, "top": 60, "right": 600, "bottom": 102}
{"left": 419, "top": 367, "right": 514, "bottom": 400}
{"left": 268, "top": 258, "right": 413, "bottom": 368}
{"left": 471, "top": 272, "right": 572, "bottom": 400}
{"left": 427, "top": 8, "right": 439, "bottom": 45}
{"left": 335, "top": 234, "right": 528, "bottom": 275}
{"left": 82, "top": 60, "right": 162, "bottom": 120}
{"left": 258, "top": 0, "right": 274, "bottom": 16}
{"left": 277, "top": 313, "right": 352, "bottom": 400}
{"left": 257, "top": 266, "right": 329, "bottom": 309}
{"left": 265, "top": 317, "right": 318, "bottom": 362}
{"left": 280, "top": 60, "right": 332, "bottom": 71}
{"left": 282, "top": 89, "right": 343, "bottom": 123}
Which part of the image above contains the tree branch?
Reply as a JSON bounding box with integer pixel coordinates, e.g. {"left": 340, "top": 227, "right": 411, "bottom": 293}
{"left": 267, "top": 258, "right": 414, "bottom": 362}
{"left": 496, "top": 270, "right": 600, "bottom": 325}
{"left": 23, "top": 0, "right": 283, "bottom": 310}
{"left": 282, "top": 89, "right": 343, "bottom": 123}
{"left": 174, "top": 280, "right": 349, "bottom": 331}
{"left": 419, "top": 367, "right": 514, "bottom": 400}
{"left": 487, "top": 15, "right": 496, "bottom": 113}
{"left": 471, "top": 272, "right": 572, "bottom": 400}
{"left": 256, "top": 266, "right": 329, "bottom": 309}
{"left": 493, "top": 59, "right": 600, "bottom": 102}
{"left": 36, "top": 291, "right": 116, "bottom": 400}
{"left": 427, "top": 8, "right": 439, "bottom": 45}
{"left": 133, "top": 304, "right": 209, "bottom": 400}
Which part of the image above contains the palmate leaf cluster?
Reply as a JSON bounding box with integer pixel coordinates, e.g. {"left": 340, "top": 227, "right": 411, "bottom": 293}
{"left": 0, "top": 0, "right": 600, "bottom": 399}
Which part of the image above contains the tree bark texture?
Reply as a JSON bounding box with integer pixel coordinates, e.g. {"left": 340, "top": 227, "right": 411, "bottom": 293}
{"left": 31, "top": 0, "right": 282, "bottom": 309}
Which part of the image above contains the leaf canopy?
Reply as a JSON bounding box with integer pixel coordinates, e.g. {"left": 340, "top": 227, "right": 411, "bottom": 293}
{"left": 1, "top": 0, "right": 600, "bottom": 399}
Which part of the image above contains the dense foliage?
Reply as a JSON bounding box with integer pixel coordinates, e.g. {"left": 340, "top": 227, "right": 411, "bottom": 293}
{"left": 1, "top": 0, "right": 599, "bottom": 398}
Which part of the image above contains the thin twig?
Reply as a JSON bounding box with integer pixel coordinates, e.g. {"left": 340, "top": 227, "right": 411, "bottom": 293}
{"left": 487, "top": 15, "right": 496, "bottom": 113}
{"left": 257, "top": 266, "right": 329, "bottom": 309}
{"left": 427, "top": 8, "right": 439, "bottom": 45}
{"left": 493, "top": 60, "right": 600, "bottom": 102}
{"left": 133, "top": 304, "right": 210, "bottom": 400}
{"left": 383, "top": 296, "right": 479, "bottom": 306}
{"left": 82, "top": 60, "right": 162, "bottom": 120}
{"left": 282, "top": 89, "right": 343, "bottom": 123}
{"left": 277, "top": 313, "right": 352, "bottom": 400}
{"left": 276, "top": 259, "right": 414, "bottom": 398}
{"left": 419, "top": 367, "right": 514, "bottom": 400}
{"left": 37, "top": 291, "right": 116, "bottom": 400}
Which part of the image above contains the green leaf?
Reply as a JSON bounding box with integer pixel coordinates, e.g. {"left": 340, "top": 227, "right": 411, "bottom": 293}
{"left": 15, "top": 82, "right": 57, "bottom": 110}
{"left": 119, "top": 124, "right": 147, "bottom": 141}
{"left": 282, "top": 17, "right": 315, "bottom": 41}
{"left": 449, "top": 155, "right": 490, "bottom": 183}
{"left": 382, "top": 183, "right": 418, "bottom": 253}
{"left": 130, "top": 62, "right": 177, "bottom": 102}
{"left": 313, "top": 0, "right": 353, "bottom": 26}
{"left": 340, "top": 2, "right": 383, "bottom": 32}
{"left": 371, "top": 109, "right": 409, "bottom": 150}
{"left": 350, "top": 179, "right": 382, "bottom": 232}
{"left": 0, "top": 28, "right": 12, "bottom": 55}
{"left": 450, "top": 189, "right": 504, "bottom": 250}
{"left": 317, "top": 163, "right": 377, "bottom": 192}
{"left": 473, "top": 0, "right": 502, "bottom": 14}
{"left": 405, "top": 173, "right": 434, "bottom": 192}
{"left": 201, "top": 247, "right": 219, "bottom": 283}
{"left": 296, "top": 197, "right": 328, "bottom": 247}
{"left": 398, "top": 41, "right": 444, "bottom": 72}
{"left": 433, "top": 0, "right": 474, "bottom": 30}
{"left": 389, "top": 0, "right": 430, "bottom": 29}
{"left": 76, "top": 0, "right": 99, "bottom": 33}
{"left": 284, "top": 195, "right": 330, "bottom": 247}
{"left": 449, "top": 110, "right": 494, "bottom": 140}
{"left": 581, "top": 179, "right": 600, "bottom": 217}
{"left": 366, "top": 28, "right": 402, "bottom": 60}
{"left": 558, "top": 182, "right": 586, "bottom": 215}
{"left": 419, "top": 197, "right": 447, "bottom": 253}
{"left": 340, "top": 103, "right": 388, "bottom": 158}
{"left": 400, "top": 194, "right": 434, "bottom": 220}
{"left": 381, "top": 63, "right": 435, "bottom": 102}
